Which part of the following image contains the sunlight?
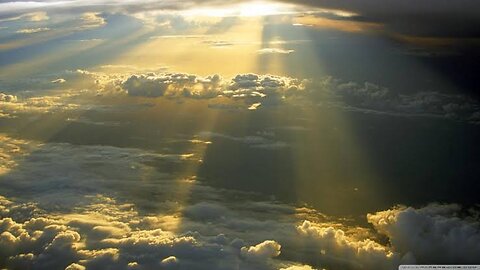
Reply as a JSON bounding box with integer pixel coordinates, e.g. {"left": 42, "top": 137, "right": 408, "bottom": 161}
{"left": 183, "top": 1, "right": 293, "bottom": 18}
{"left": 2, "top": 1, "right": 478, "bottom": 268}
{"left": 238, "top": 1, "right": 290, "bottom": 17}
{"left": 111, "top": 17, "right": 265, "bottom": 77}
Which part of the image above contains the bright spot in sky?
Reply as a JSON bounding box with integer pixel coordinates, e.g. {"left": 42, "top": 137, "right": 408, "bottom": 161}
{"left": 238, "top": 1, "right": 289, "bottom": 16}
{"left": 184, "top": 1, "right": 293, "bottom": 17}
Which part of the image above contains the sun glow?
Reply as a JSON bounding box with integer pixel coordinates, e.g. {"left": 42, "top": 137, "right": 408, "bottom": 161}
{"left": 183, "top": 1, "right": 292, "bottom": 17}
{"left": 238, "top": 1, "right": 289, "bottom": 17}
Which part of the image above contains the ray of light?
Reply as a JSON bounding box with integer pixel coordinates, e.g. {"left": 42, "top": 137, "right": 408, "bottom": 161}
{"left": 251, "top": 14, "right": 386, "bottom": 216}
{"left": 108, "top": 16, "right": 265, "bottom": 77}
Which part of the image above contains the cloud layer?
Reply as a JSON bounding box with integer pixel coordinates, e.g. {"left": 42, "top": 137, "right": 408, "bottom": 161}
{"left": 1, "top": 0, "right": 478, "bottom": 40}
{"left": 90, "top": 70, "right": 480, "bottom": 123}
{"left": 0, "top": 134, "right": 479, "bottom": 269}
{"left": 3, "top": 68, "right": 479, "bottom": 124}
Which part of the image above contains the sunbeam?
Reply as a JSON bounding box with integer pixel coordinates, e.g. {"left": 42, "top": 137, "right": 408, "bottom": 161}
{"left": 1, "top": 1, "right": 480, "bottom": 269}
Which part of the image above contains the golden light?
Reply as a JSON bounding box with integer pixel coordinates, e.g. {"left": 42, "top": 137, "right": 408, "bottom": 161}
{"left": 183, "top": 1, "right": 292, "bottom": 18}
{"left": 238, "top": 1, "right": 290, "bottom": 17}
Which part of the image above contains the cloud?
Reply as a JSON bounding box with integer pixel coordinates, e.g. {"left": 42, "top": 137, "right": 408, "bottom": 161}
{"left": 257, "top": 48, "right": 295, "bottom": 55}
{"left": 66, "top": 117, "right": 123, "bottom": 127}
{"left": 183, "top": 202, "right": 229, "bottom": 221}
{"left": 241, "top": 240, "right": 281, "bottom": 260}
{"left": 197, "top": 131, "right": 289, "bottom": 150}
{"left": 0, "top": 93, "right": 17, "bottom": 103}
{"left": 247, "top": 102, "right": 262, "bottom": 110}
{"left": 0, "top": 11, "right": 49, "bottom": 22}
{"left": 81, "top": 12, "right": 106, "bottom": 29}
{"left": 367, "top": 204, "right": 480, "bottom": 264}
{"left": 1, "top": 135, "right": 480, "bottom": 269}
{"left": 160, "top": 256, "right": 178, "bottom": 266}
{"left": 0, "top": 92, "right": 81, "bottom": 119}
{"left": 51, "top": 78, "right": 66, "bottom": 84}
{"left": 4, "top": 68, "right": 480, "bottom": 123}
{"left": 117, "top": 72, "right": 306, "bottom": 104}
{"left": 292, "top": 15, "right": 382, "bottom": 33}
{"left": 121, "top": 73, "right": 222, "bottom": 98}
{"left": 280, "top": 265, "right": 316, "bottom": 270}
{"left": 315, "top": 77, "right": 480, "bottom": 123}
{"left": 1, "top": 0, "right": 478, "bottom": 43}
{"left": 16, "top": 27, "right": 50, "bottom": 34}
{"left": 295, "top": 220, "right": 404, "bottom": 269}
{"left": 28, "top": 11, "right": 49, "bottom": 21}
{"left": 107, "top": 69, "right": 480, "bottom": 123}
{"left": 0, "top": 193, "right": 299, "bottom": 270}
{"left": 280, "top": 0, "right": 480, "bottom": 40}
{"left": 65, "top": 263, "right": 86, "bottom": 270}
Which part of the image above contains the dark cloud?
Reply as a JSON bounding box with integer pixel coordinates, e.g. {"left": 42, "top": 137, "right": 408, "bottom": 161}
{"left": 282, "top": 0, "right": 480, "bottom": 39}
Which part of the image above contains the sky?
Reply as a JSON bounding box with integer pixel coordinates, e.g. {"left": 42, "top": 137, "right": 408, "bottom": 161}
{"left": 1, "top": 1, "right": 480, "bottom": 269}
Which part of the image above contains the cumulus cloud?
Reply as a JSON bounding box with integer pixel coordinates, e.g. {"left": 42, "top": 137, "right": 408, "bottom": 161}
{"left": 81, "top": 12, "right": 106, "bottom": 29}
{"left": 241, "top": 240, "right": 281, "bottom": 261}
{"left": 4, "top": 68, "right": 480, "bottom": 123}
{"left": 0, "top": 92, "right": 81, "bottom": 119}
{"left": 121, "top": 73, "right": 222, "bottom": 98}
{"left": 0, "top": 135, "right": 480, "bottom": 269}
{"left": 0, "top": 93, "right": 17, "bottom": 103}
{"left": 0, "top": 193, "right": 302, "bottom": 270}
{"left": 116, "top": 72, "right": 306, "bottom": 106}
{"left": 315, "top": 77, "right": 480, "bottom": 123}
{"left": 367, "top": 204, "right": 480, "bottom": 264}
{"left": 76, "top": 68, "right": 480, "bottom": 123}
{"left": 296, "top": 220, "right": 403, "bottom": 269}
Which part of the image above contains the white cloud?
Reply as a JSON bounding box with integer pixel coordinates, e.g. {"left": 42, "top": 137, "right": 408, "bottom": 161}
{"left": 0, "top": 93, "right": 17, "bottom": 103}
{"left": 116, "top": 72, "right": 306, "bottom": 107}
{"left": 16, "top": 27, "right": 50, "bottom": 34}
{"left": 280, "top": 265, "right": 316, "bottom": 270}
{"left": 367, "top": 204, "right": 480, "bottom": 264}
{"left": 82, "top": 69, "right": 480, "bottom": 122}
{"left": 296, "top": 220, "right": 404, "bottom": 269}
{"left": 248, "top": 102, "right": 262, "bottom": 110}
{"left": 257, "top": 48, "right": 295, "bottom": 54}
{"left": 0, "top": 135, "right": 480, "bottom": 269}
{"left": 27, "top": 11, "right": 50, "bottom": 22}
{"left": 4, "top": 68, "right": 480, "bottom": 123}
{"left": 0, "top": 92, "right": 80, "bottom": 119}
{"left": 241, "top": 240, "right": 281, "bottom": 261}
{"left": 160, "top": 256, "right": 178, "bottom": 266}
{"left": 51, "top": 78, "right": 66, "bottom": 84}
{"left": 0, "top": 11, "right": 49, "bottom": 22}
{"left": 81, "top": 12, "right": 106, "bottom": 29}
